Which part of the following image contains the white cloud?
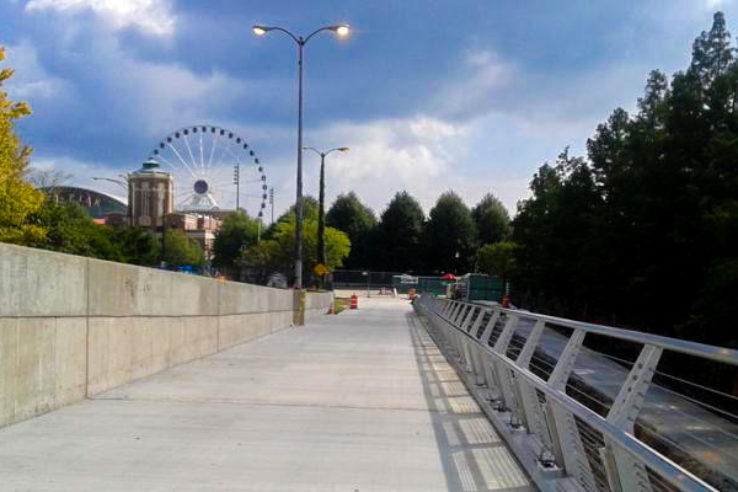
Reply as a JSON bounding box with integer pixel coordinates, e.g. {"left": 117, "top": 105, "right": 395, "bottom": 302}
{"left": 25, "top": 0, "right": 175, "bottom": 37}
{"left": 435, "top": 49, "right": 514, "bottom": 120}
{"left": 4, "top": 40, "right": 71, "bottom": 100}
{"left": 28, "top": 155, "right": 127, "bottom": 198}
{"left": 122, "top": 61, "right": 248, "bottom": 138}
{"left": 288, "top": 115, "right": 528, "bottom": 217}
{"left": 706, "top": 0, "right": 731, "bottom": 8}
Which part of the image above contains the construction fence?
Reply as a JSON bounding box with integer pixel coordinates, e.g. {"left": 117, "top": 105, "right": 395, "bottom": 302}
{"left": 333, "top": 270, "right": 504, "bottom": 302}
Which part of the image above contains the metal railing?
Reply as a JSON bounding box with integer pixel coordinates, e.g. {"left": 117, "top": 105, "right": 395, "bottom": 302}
{"left": 413, "top": 294, "right": 738, "bottom": 492}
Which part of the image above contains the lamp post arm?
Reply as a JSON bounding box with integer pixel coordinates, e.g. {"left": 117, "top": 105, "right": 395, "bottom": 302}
{"left": 303, "top": 147, "right": 322, "bottom": 157}
{"left": 324, "top": 148, "right": 344, "bottom": 156}
{"left": 263, "top": 26, "right": 301, "bottom": 45}
{"left": 304, "top": 26, "right": 338, "bottom": 44}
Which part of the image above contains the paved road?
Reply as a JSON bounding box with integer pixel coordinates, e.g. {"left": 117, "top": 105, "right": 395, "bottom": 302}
{"left": 0, "top": 297, "right": 533, "bottom": 491}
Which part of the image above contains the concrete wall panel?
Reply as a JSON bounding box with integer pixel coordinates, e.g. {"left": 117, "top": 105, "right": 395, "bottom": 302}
{"left": 87, "top": 316, "right": 220, "bottom": 396}
{"left": 0, "top": 317, "right": 86, "bottom": 427}
{"left": 88, "top": 260, "right": 218, "bottom": 317}
{"left": 0, "top": 244, "right": 87, "bottom": 317}
{"left": 0, "top": 318, "right": 18, "bottom": 427}
{"left": 305, "top": 292, "right": 334, "bottom": 320}
{"left": 218, "top": 281, "right": 293, "bottom": 316}
{"left": 0, "top": 243, "right": 330, "bottom": 428}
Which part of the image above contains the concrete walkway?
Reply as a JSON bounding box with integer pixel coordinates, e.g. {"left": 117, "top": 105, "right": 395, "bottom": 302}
{"left": 0, "top": 297, "right": 533, "bottom": 491}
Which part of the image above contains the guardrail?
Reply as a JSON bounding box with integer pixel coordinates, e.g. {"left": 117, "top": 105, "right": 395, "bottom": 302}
{"left": 413, "top": 294, "right": 738, "bottom": 492}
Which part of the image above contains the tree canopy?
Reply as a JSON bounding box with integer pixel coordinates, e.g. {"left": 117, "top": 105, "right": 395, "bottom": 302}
{"left": 424, "top": 191, "right": 478, "bottom": 274}
{"left": 163, "top": 229, "right": 205, "bottom": 268}
{"left": 376, "top": 191, "right": 425, "bottom": 272}
{"left": 472, "top": 193, "right": 510, "bottom": 245}
{"left": 239, "top": 214, "right": 350, "bottom": 286}
{"left": 326, "top": 192, "right": 376, "bottom": 268}
{"left": 212, "top": 210, "right": 260, "bottom": 270}
{"left": 0, "top": 46, "right": 45, "bottom": 244}
{"left": 509, "top": 12, "right": 738, "bottom": 347}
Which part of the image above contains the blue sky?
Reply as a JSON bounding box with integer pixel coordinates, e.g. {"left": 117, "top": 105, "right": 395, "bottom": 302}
{"left": 3, "top": 0, "right": 737, "bottom": 217}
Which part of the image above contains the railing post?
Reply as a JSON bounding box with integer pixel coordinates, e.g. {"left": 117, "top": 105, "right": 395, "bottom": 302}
{"left": 467, "top": 309, "right": 490, "bottom": 385}
{"left": 605, "top": 344, "right": 662, "bottom": 492}
{"left": 460, "top": 305, "right": 477, "bottom": 331}
{"left": 458, "top": 306, "right": 479, "bottom": 372}
{"left": 515, "top": 319, "right": 545, "bottom": 369}
{"left": 545, "top": 329, "right": 589, "bottom": 483}
{"left": 478, "top": 310, "right": 503, "bottom": 399}
{"left": 491, "top": 314, "right": 520, "bottom": 416}
{"left": 447, "top": 301, "right": 458, "bottom": 320}
{"left": 606, "top": 344, "right": 662, "bottom": 431}
{"left": 512, "top": 320, "right": 550, "bottom": 451}
{"left": 548, "top": 329, "right": 585, "bottom": 391}
{"left": 442, "top": 299, "right": 454, "bottom": 317}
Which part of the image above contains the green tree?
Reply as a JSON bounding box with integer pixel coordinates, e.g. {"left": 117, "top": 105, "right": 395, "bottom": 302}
{"left": 164, "top": 229, "right": 205, "bottom": 267}
{"left": 239, "top": 216, "right": 350, "bottom": 285}
{"left": 377, "top": 191, "right": 425, "bottom": 272}
{"left": 263, "top": 195, "right": 319, "bottom": 240}
{"left": 113, "top": 227, "right": 160, "bottom": 266}
{"left": 510, "top": 12, "right": 738, "bottom": 349}
{"left": 276, "top": 196, "right": 319, "bottom": 224}
{"left": 690, "top": 11, "right": 734, "bottom": 87}
{"left": 477, "top": 241, "right": 517, "bottom": 282}
{"left": 425, "top": 191, "right": 477, "bottom": 274}
{"left": 26, "top": 200, "right": 123, "bottom": 261}
{"left": 512, "top": 149, "right": 603, "bottom": 318}
{"left": 0, "top": 46, "right": 45, "bottom": 244}
{"left": 326, "top": 192, "right": 376, "bottom": 268}
{"left": 471, "top": 193, "right": 510, "bottom": 245}
{"left": 212, "top": 210, "right": 260, "bottom": 270}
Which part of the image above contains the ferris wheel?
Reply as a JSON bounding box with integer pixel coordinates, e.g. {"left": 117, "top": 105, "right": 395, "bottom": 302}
{"left": 148, "top": 125, "right": 268, "bottom": 218}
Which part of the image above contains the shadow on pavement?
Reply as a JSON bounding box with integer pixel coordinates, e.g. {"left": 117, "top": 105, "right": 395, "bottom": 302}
{"left": 406, "top": 311, "right": 535, "bottom": 492}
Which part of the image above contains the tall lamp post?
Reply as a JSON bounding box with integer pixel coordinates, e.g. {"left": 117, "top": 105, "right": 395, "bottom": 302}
{"left": 303, "top": 146, "right": 349, "bottom": 271}
{"left": 253, "top": 23, "right": 350, "bottom": 289}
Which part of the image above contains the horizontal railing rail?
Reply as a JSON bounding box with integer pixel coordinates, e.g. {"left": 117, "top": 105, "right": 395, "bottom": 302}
{"left": 413, "top": 294, "right": 738, "bottom": 492}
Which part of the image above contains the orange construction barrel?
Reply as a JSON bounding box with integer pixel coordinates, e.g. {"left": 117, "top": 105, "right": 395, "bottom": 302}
{"left": 350, "top": 294, "right": 359, "bottom": 309}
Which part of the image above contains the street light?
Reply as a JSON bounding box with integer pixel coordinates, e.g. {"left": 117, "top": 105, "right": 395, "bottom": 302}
{"left": 252, "top": 23, "right": 350, "bottom": 290}
{"left": 303, "top": 146, "right": 349, "bottom": 276}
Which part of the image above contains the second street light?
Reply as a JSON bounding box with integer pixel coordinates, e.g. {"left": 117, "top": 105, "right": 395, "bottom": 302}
{"left": 253, "top": 23, "right": 350, "bottom": 290}
{"left": 303, "top": 146, "right": 349, "bottom": 282}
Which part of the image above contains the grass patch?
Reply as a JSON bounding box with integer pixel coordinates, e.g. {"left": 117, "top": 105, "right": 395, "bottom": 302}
{"left": 334, "top": 297, "right": 349, "bottom": 314}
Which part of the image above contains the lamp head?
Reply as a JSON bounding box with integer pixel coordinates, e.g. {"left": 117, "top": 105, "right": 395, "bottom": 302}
{"left": 338, "top": 147, "right": 350, "bottom": 153}
{"left": 331, "top": 24, "right": 350, "bottom": 37}
{"left": 252, "top": 25, "right": 269, "bottom": 36}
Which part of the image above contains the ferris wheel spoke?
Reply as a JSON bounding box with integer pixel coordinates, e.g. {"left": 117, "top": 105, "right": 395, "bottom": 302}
{"left": 167, "top": 143, "right": 198, "bottom": 178}
{"left": 198, "top": 132, "right": 205, "bottom": 172}
{"left": 175, "top": 188, "right": 195, "bottom": 198}
{"left": 176, "top": 192, "right": 196, "bottom": 207}
{"left": 155, "top": 153, "right": 178, "bottom": 170}
{"left": 207, "top": 131, "right": 220, "bottom": 170}
{"left": 213, "top": 136, "right": 234, "bottom": 171}
{"left": 206, "top": 192, "right": 219, "bottom": 208}
{"left": 182, "top": 134, "right": 200, "bottom": 175}
{"left": 225, "top": 147, "right": 249, "bottom": 173}
{"left": 156, "top": 154, "right": 195, "bottom": 182}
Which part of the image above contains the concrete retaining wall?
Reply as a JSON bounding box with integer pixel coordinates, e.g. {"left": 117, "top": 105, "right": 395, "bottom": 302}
{"left": 305, "top": 291, "right": 334, "bottom": 320}
{"left": 0, "top": 243, "right": 333, "bottom": 428}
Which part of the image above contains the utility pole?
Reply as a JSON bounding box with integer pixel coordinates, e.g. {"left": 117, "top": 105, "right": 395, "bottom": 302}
{"left": 233, "top": 164, "right": 240, "bottom": 210}
{"left": 269, "top": 187, "right": 275, "bottom": 224}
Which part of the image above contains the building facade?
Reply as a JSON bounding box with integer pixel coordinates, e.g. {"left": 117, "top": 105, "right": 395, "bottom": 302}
{"left": 128, "top": 160, "right": 174, "bottom": 228}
